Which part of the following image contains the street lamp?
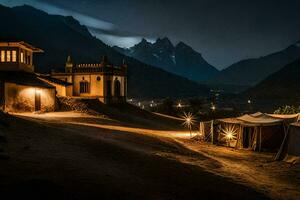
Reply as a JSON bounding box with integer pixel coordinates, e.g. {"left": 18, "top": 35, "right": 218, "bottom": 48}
{"left": 182, "top": 112, "right": 195, "bottom": 138}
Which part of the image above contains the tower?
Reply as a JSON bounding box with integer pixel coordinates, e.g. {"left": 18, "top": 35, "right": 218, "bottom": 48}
{"left": 65, "top": 55, "right": 73, "bottom": 73}
{"left": 122, "top": 59, "right": 127, "bottom": 101}
{"left": 101, "top": 55, "right": 108, "bottom": 66}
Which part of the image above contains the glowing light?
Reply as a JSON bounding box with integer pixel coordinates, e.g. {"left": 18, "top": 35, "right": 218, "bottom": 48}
{"left": 181, "top": 112, "right": 196, "bottom": 138}
{"left": 35, "top": 89, "right": 41, "bottom": 94}
{"left": 248, "top": 99, "right": 251, "bottom": 104}
{"left": 221, "top": 124, "right": 238, "bottom": 143}
{"left": 211, "top": 105, "right": 216, "bottom": 111}
{"left": 177, "top": 103, "right": 182, "bottom": 108}
{"left": 225, "top": 132, "right": 234, "bottom": 140}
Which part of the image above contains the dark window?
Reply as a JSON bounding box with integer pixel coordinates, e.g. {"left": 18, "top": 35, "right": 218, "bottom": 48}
{"left": 114, "top": 79, "right": 121, "bottom": 97}
{"left": 27, "top": 55, "right": 31, "bottom": 65}
{"left": 106, "top": 80, "right": 111, "bottom": 97}
{"left": 80, "top": 81, "right": 90, "bottom": 93}
{"left": 97, "top": 76, "right": 101, "bottom": 81}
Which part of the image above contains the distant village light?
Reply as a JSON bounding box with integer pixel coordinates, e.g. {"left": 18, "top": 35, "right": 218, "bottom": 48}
{"left": 248, "top": 99, "right": 252, "bottom": 104}
{"left": 177, "top": 103, "right": 182, "bottom": 108}
{"left": 211, "top": 105, "right": 216, "bottom": 111}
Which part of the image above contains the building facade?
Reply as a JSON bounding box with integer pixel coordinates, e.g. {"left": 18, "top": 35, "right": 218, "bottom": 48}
{"left": 0, "top": 41, "right": 56, "bottom": 112}
{"left": 0, "top": 41, "right": 43, "bottom": 72}
{"left": 51, "top": 56, "right": 127, "bottom": 104}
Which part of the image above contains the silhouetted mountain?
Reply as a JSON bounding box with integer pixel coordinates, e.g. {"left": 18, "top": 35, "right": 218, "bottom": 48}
{"left": 0, "top": 4, "right": 209, "bottom": 98}
{"left": 114, "top": 38, "right": 218, "bottom": 82}
{"left": 209, "top": 43, "right": 300, "bottom": 87}
{"left": 245, "top": 58, "right": 300, "bottom": 100}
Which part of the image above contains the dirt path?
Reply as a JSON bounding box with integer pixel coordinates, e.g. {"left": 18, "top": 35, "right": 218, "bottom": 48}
{"left": 175, "top": 141, "right": 300, "bottom": 200}
{"left": 0, "top": 112, "right": 296, "bottom": 199}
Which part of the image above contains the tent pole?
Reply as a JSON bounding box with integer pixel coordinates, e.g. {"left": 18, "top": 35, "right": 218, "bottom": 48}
{"left": 275, "top": 122, "right": 289, "bottom": 161}
{"left": 259, "top": 126, "right": 262, "bottom": 152}
{"left": 211, "top": 120, "right": 214, "bottom": 144}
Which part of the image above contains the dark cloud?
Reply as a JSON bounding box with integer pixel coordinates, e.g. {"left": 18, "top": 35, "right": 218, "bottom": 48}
{"left": 2, "top": 0, "right": 300, "bottom": 68}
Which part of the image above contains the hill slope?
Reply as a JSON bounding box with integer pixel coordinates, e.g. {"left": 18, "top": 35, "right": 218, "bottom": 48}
{"left": 114, "top": 38, "right": 218, "bottom": 82}
{"left": 209, "top": 43, "right": 300, "bottom": 87}
{"left": 0, "top": 4, "right": 208, "bottom": 98}
{"left": 245, "top": 58, "right": 300, "bottom": 100}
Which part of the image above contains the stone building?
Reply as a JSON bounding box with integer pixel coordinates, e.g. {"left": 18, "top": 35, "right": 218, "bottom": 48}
{"left": 0, "top": 41, "right": 56, "bottom": 112}
{"left": 0, "top": 40, "right": 128, "bottom": 113}
{"left": 50, "top": 55, "right": 127, "bottom": 104}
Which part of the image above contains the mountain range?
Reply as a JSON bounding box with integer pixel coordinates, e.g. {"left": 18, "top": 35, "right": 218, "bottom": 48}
{"left": 209, "top": 42, "right": 300, "bottom": 87}
{"left": 114, "top": 38, "right": 219, "bottom": 82}
{"left": 245, "top": 58, "right": 300, "bottom": 100}
{"left": 0, "top": 4, "right": 209, "bottom": 98}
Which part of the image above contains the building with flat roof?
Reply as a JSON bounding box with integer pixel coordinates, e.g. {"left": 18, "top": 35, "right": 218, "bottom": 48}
{"left": 50, "top": 55, "right": 127, "bottom": 104}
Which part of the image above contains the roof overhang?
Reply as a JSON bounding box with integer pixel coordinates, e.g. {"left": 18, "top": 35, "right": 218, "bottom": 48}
{"left": 0, "top": 41, "right": 44, "bottom": 53}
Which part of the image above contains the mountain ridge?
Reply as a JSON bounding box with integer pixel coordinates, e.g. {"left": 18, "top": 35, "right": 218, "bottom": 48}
{"left": 209, "top": 42, "right": 300, "bottom": 87}
{"left": 114, "top": 38, "right": 219, "bottom": 82}
{"left": 244, "top": 58, "right": 300, "bottom": 100}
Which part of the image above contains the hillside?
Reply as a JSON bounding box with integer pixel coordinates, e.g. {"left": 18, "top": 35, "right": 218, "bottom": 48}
{"left": 209, "top": 43, "right": 300, "bottom": 87}
{"left": 114, "top": 38, "right": 218, "bottom": 82}
{"left": 0, "top": 4, "right": 208, "bottom": 98}
{"left": 245, "top": 59, "right": 300, "bottom": 100}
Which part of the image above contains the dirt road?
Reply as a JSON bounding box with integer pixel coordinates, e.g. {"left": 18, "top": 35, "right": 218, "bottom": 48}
{"left": 0, "top": 112, "right": 297, "bottom": 199}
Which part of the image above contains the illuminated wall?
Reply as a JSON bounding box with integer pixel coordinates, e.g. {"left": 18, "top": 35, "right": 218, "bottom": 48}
{"left": 51, "top": 72, "right": 127, "bottom": 104}
{"left": 4, "top": 83, "right": 56, "bottom": 112}
{"left": 38, "top": 78, "right": 73, "bottom": 97}
{"left": 72, "top": 74, "right": 104, "bottom": 97}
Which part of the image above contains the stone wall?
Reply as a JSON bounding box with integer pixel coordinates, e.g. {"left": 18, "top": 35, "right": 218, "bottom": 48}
{"left": 4, "top": 82, "right": 56, "bottom": 112}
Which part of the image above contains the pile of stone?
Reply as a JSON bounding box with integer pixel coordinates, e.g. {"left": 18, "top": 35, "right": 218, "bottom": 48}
{"left": 57, "top": 97, "right": 89, "bottom": 113}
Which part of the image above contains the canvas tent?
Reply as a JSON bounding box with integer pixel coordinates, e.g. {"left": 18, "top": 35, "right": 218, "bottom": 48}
{"left": 199, "top": 121, "right": 213, "bottom": 141}
{"left": 275, "top": 122, "right": 300, "bottom": 160}
{"left": 286, "top": 123, "right": 300, "bottom": 156}
{"left": 210, "top": 113, "right": 299, "bottom": 151}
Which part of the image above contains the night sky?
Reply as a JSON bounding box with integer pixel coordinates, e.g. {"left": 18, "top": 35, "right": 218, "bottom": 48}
{"left": 1, "top": 0, "right": 300, "bottom": 69}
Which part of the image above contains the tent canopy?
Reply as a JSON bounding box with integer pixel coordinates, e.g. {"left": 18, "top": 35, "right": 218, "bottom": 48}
{"left": 237, "top": 114, "right": 282, "bottom": 126}
{"left": 217, "top": 113, "right": 285, "bottom": 127}
{"left": 216, "top": 112, "right": 300, "bottom": 127}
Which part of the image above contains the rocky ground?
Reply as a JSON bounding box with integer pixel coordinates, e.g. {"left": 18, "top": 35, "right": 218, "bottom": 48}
{"left": 0, "top": 110, "right": 299, "bottom": 200}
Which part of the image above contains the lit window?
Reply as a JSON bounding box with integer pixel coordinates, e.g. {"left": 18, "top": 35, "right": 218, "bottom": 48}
{"left": 0, "top": 51, "right": 5, "bottom": 62}
{"left": 12, "top": 51, "right": 17, "bottom": 62}
{"left": 20, "top": 52, "right": 24, "bottom": 63}
{"left": 6, "top": 51, "right": 11, "bottom": 62}
{"left": 80, "top": 82, "right": 90, "bottom": 93}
